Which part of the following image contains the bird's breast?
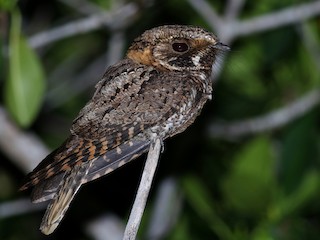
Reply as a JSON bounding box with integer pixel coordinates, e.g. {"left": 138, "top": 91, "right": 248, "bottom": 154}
{"left": 148, "top": 86, "right": 209, "bottom": 139}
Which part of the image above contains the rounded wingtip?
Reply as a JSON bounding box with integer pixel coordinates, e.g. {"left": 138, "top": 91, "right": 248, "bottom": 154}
{"left": 40, "top": 222, "right": 58, "bottom": 235}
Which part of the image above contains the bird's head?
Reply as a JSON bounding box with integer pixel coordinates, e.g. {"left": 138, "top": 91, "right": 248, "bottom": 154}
{"left": 127, "top": 25, "right": 229, "bottom": 73}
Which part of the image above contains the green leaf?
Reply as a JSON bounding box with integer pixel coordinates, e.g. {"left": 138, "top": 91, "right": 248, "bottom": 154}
{"left": 224, "top": 42, "right": 266, "bottom": 99}
{"left": 221, "top": 136, "right": 276, "bottom": 216}
{"left": 182, "top": 175, "right": 234, "bottom": 240}
{"left": 5, "top": 10, "right": 45, "bottom": 127}
{"left": 269, "top": 171, "right": 320, "bottom": 222}
{"left": 280, "top": 113, "right": 318, "bottom": 193}
{"left": 167, "top": 216, "right": 192, "bottom": 240}
{"left": 90, "top": 0, "right": 112, "bottom": 9}
{"left": 0, "top": 0, "right": 17, "bottom": 11}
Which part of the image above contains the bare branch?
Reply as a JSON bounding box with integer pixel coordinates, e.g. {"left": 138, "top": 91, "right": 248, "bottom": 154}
{"left": 224, "top": 0, "right": 246, "bottom": 20}
{"left": 28, "top": 3, "right": 138, "bottom": 49}
{"left": 0, "top": 106, "right": 49, "bottom": 172}
{"left": 45, "top": 54, "right": 106, "bottom": 110}
{"left": 186, "top": 0, "right": 222, "bottom": 31}
{"left": 86, "top": 214, "right": 124, "bottom": 240}
{"left": 209, "top": 90, "right": 320, "bottom": 140}
{"left": 123, "top": 138, "right": 162, "bottom": 240}
{"left": 58, "top": 0, "right": 103, "bottom": 15}
{"left": 145, "top": 177, "right": 182, "bottom": 240}
{"left": 0, "top": 198, "right": 46, "bottom": 218}
{"left": 188, "top": 1, "right": 320, "bottom": 43}
{"left": 106, "top": 30, "right": 125, "bottom": 66}
{"left": 297, "top": 23, "right": 320, "bottom": 69}
{"left": 232, "top": 1, "right": 320, "bottom": 38}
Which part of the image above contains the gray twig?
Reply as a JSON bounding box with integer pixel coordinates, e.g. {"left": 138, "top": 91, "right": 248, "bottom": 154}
{"left": 209, "top": 90, "right": 320, "bottom": 140}
{"left": 86, "top": 214, "right": 124, "bottom": 240}
{"left": 0, "top": 198, "right": 46, "bottom": 218}
{"left": 123, "top": 138, "right": 162, "bottom": 240}
{"left": 224, "top": 0, "right": 246, "bottom": 20}
{"left": 106, "top": 30, "right": 126, "bottom": 66}
{"left": 145, "top": 177, "right": 181, "bottom": 240}
{"left": 297, "top": 22, "right": 320, "bottom": 70}
{"left": 232, "top": 1, "right": 320, "bottom": 38}
{"left": 28, "top": 3, "right": 138, "bottom": 49}
{"left": 45, "top": 30, "right": 125, "bottom": 111}
{"left": 45, "top": 54, "right": 107, "bottom": 110}
{"left": 0, "top": 106, "right": 49, "bottom": 172}
{"left": 188, "top": 0, "right": 320, "bottom": 43}
{"left": 58, "top": 0, "right": 103, "bottom": 15}
{"left": 186, "top": 0, "right": 222, "bottom": 31}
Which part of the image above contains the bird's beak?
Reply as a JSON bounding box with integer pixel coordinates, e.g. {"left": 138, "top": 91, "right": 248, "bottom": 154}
{"left": 214, "top": 42, "right": 230, "bottom": 51}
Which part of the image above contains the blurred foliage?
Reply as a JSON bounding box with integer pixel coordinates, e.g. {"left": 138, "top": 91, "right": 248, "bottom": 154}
{"left": 5, "top": 9, "right": 45, "bottom": 127}
{"left": 1, "top": 0, "right": 320, "bottom": 240}
{"left": 0, "top": 0, "right": 17, "bottom": 11}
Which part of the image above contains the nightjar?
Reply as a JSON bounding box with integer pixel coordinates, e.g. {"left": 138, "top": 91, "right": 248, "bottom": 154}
{"left": 20, "top": 25, "right": 229, "bottom": 234}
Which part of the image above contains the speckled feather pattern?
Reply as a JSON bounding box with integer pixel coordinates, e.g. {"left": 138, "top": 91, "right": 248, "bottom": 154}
{"left": 20, "top": 25, "right": 229, "bottom": 235}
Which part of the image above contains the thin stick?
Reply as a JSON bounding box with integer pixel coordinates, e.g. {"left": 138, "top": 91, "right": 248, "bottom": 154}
{"left": 209, "top": 89, "right": 320, "bottom": 140}
{"left": 28, "top": 3, "right": 138, "bottom": 49}
{"left": 0, "top": 106, "right": 49, "bottom": 172}
{"left": 123, "top": 138, "right": 162, "bottom": 240}
{"left": 186, "top": 0, "right": 222, "bottom": 31}
{"left": 233, "top": 1, "right": 320, "bottom": 38}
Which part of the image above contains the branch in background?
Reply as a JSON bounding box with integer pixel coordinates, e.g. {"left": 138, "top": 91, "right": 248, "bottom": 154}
{"left": 85, "top": 178, "right": 180, "bottom": 240}
{"left": 44, "top": 31, "right": 125, "bottom": 111}
{"left": 28, "top": 3, "right": 138, "bottom": 49}
{"left": 224, "top": 0, "right": 246, "bottom": 21}
{"left": 187, "top": 0, "right": 320, "bottom": 141}
{"left": 25, "top": 0, "right": 320, "bottom": 51}
{"left": 233, "top": 1, "right": 320, "bottom": 38}
{"left": 123, "top": 138, "right": 162, "bottom": 240}
{"left": 106, "top": 31, "right": 126, "bottom": 66}
{"left": 186, "top": 0, "right": 222, "bottom": 32}
{"left": 45, "top": 54, "right": 107, "bottom": 110}
{"left": 0, "top": 198, "right": 46, "bottom": 218}
{"left": 58, "top": 0, "right": 103, "bottom": 15}
{"left": 59, "top": 0, "right": 133, "bottom": 32}
{"left": 32, "top": 1, "right": 128, "bottom": 111}
{"left": 86, "top": 214, "right": 125, "bottom": 240}
{"left": 297, "top": 22, "right": 320, "bottom": 70}
{"left": 0, "top": 106, "right": 49, "bottom": 173}
{"left": 146, "top": 177, "right": 182, "bottom": 240}
{"left": 209, "top": 90, "right": 320, "bottom": 140}
{"left": 187, "top": 0, "right": 320, "bottom": 43}
{"left": 58, "top": 0, "right": 128, "bottom": 65}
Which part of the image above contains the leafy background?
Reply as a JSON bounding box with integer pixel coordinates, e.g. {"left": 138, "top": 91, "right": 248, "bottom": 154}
{"left": 1, "top": 0, "right": 320, "bottom": 239}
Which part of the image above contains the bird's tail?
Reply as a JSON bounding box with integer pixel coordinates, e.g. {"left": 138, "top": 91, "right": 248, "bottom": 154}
{"left": 40, "top": 162, "right": 92, "bottom": 235}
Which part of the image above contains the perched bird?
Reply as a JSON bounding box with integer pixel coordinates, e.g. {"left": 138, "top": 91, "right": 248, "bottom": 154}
{"left": 20, "top": 25, "right": 229, "bottom": 235}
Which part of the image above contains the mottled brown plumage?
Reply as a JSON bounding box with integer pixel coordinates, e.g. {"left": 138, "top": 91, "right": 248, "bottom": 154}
{"left": 20, "top": 25, "right": 229, "bottom": 234}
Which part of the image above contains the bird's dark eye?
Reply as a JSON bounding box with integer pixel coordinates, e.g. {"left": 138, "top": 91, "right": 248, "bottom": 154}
{"left": 172, "top": 42, "right": 189, "bottom": 53}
